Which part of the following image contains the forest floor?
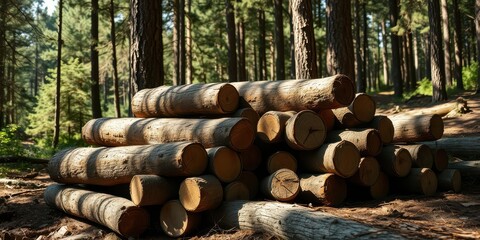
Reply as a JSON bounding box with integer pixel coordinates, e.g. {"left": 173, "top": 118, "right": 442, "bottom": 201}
{"left": 1, "top": 92, "right": 480, "bottom": 239}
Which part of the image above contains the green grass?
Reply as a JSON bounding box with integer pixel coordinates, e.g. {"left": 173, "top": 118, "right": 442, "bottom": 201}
{"left": 0, "top": 162, "right": 43, "bottom": 178}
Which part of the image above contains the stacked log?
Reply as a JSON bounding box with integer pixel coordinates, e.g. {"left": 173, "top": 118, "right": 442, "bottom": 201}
{"left": 45, "top": 77, "right": 463, "bottom": 239}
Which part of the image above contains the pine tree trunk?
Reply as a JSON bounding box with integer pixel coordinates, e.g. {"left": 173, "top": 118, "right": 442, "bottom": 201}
{"left": 289, "top": 0, "right": 296, "bottom": 79}
{"left": 441, "top": 0, "right": 452, "bottom": 86}
{"left": 429, "top": 0, "right": 448, "bottom": 101}
{"left": 130, "top": 0, "right": 164, "bottom": 93}
{"left": 381, "top": 20, "right": 390, "bottom": 86}
{"left": 389, "top": 0, "right": 402, "bottom": 97}
{"left": 186, "top": 0, "right": 193, "bottom": 84}
{"left": 476, "top": 0, "right": 480, "bottom": 94}
{"left": 274, "top": 0, "right": 285, "bottom": 80}
{"left": 326, "top": 0, "right": 355, "bottom": 82}
{"left": 292, "top": 0, "right": 317, "bottom": 79}
{"left": 315, "top": 0, "right": 324, "bottom": 77}
{"left": 453, "top": 0, "right": 463, "bottom": 90}
{"left": 407, "top": 33, "right": 417, "bottom": 89}
{"left": 110, "top": 0, "right": 121, "bottom": 118}
{"left": 91, "top": 0, "right": 102, "bottom": 119}
{"left": 236, "top": 0, "right": 246, "bottom": 81}
{"left": 258, "top": 10, "right": 266, "bottom": 80}
{"left": 362, "top": 2, "right": 368, "bottom": 92}
{"left": 53, "top": 0, "right": 63, "bottom": 148}
{"left": 354, "top": 0, "right": 364, "bottom": 92}
{"left": 226, "top": 0, "right": 237, "bottom": 82}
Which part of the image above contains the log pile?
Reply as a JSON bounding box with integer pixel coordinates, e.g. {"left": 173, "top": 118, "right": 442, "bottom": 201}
{"left": 45, "top": 75, "right": 462, "bottom": 238}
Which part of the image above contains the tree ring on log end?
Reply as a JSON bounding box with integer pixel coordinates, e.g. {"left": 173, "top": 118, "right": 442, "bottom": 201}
{"left": 429, "top": 114, "right": 444, "bottom": 140}
{"left": 181, "top": 143, "right": 208, "bottom": 176}
{"left": 257, "top": 113, "right": 282, "bottom": 143}
{"left": 420, "top": 168, "right": 437, "bottom": 196}
{"left": 324, "top": 174, "right": 347, "bottom": 206}
{"left": 332, "top": 75, "right": 355, "bottom": 107}
{"left": 286, "top": 110, "right": 326, "bottom": 150}
{"left": 357, "top": 157, "right": 380, "bottom": 186}
{"left": 160, "top": 200, "right": 199, "bottom": 238}
{"left": 117, "top": 206, "right": 150, "bottom": 237}
{"left": 377, "top": 117, "right": 394, "bottom": 144}
{"left": 366, "top": 130, "right": 382, "bottom": 156}
{"left": 333, "top": 141, "right": 360, "bottom": 178}
{"left": 266, "top": 169, "right": 300, "bottom": 201}
{"left": 450, "top": 170, "right": 462, "bottom": 193}
{"left": 211, "top": 147, "right": 242, "bottom": 182}
{"left": 351, "top": 94, "right": 376, "bottom": 122}
{"left": 393, "top": 148, "right": 412, "bottom": 177}
{"left": 218, "top": 84, "right": 240, "bottom": 113}
{"left": 267, "top": 151, "right": 297, "bottom": 174}
{"left": 229, "top": 118, "right": 255, "bottom": 151}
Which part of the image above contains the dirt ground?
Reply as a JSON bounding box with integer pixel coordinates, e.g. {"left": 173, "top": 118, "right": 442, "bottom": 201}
{"left": 1, "top": 92, "right": 480, "bottom": 239}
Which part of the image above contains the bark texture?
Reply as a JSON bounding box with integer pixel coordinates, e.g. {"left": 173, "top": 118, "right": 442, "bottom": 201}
{"left": 377, "top": 145, "right": 412, "bottom": 177}
{"left": 325, "top": 129, "right": 382, "bottom": 157}
{"left": 292, "top": 0, "right": 318, "bottom": 79}
{"left": 420, "top": 136, "right": 480, "bottom": 158}
{"left": 389, "top": 114, "right": 444, "bottom": 142}
{"left": 299, "top": 173, "right": 347, "bottom": 206}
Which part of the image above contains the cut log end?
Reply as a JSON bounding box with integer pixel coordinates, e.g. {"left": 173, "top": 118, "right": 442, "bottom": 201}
{"left": 267, "top": 151, "right": 297, "bottom": 174}
{"left": 118, "top": 207, "right": 151, "bottom": 237}
{"left": 366, "top": 130, "right": 383, "bottom": 156}
{"left": 160, "top": 200, "right": 201, "bottom": 238}
{"left": 129, "top": 175, "right": 177, "bottom": 206}
{"left": 438, "top": 169, "right": 461, "bottom": 193}
{"left": 179, "top": 175, "right": 223, "bottom": 212}
{"left": 224, "top": 181, "right": 250, "bottom": 201}
{"left": 403, "top": 144, "right": 433, "bottom": 168}
{"left": 393, "top": 148, "right": 413, "bottom": 177}
{"left": 333, "top": 141, "right": 360, "bottom": 178}
{"left": 218, "top": 84, "right": 240, "bottom": 113}
{"left": 233, "top": 108, "right": 260, "bottom": 131}
{"left": 257, "top": 111, "right": 295, "bottom": 143}
{"left": 230, "top": 118, "right": 256, "bottom": 151}
{"left": 350, "top": 157, "right": 380, "bottom": 187}
{"left": 262, "top": 169, "right": 300, "bottom": 202}
{"left": 433, "top": 149, "right": 448, "bottom": 172}
{"left": 376, "top": 116, "right": 394, "bottom": 144}
{"left": 370, "top": 171, "right": 389, "bottom": 199}
{"left": 181, "top": 143, "right": 209, "bottom": 176}
{"left": 318, "top": 109, "right": 335, "bottom": 131}
{"left": 208, "top": 147, "right": 242, "bottom": 183}
{"left": 429, "top": 114, "right": 444, "bottom": 140}
{"left": 300, "top": 173, "right": 347, "bottom": 206}
{"left": 285, "top": 110, "right": 326, "bottom": 150}
{"left": 419, "top": 168, "right": 438, "bottom": 196}
{"left": 332, "top": 75, "right": 355, "bottom": 107}
{"left": 351, "top": 93, "right": 376, "bottom": 123}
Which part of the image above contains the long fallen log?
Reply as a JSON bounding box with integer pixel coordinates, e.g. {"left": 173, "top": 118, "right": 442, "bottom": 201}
{"left": 131, "top": 83, "right": 239, "bottom": 117}
{"left": 420, "top": 137, "right": 480, "bottom": 158}
{"left": 230, "top": 74, "right": 355, "bottom": 114}
{"left": 210, "top": 201, "right": 404, "bottom": 239}
{"left": 405, "top": 97, "right": 469, "bottom": 117}
{"left": 448, "top": 160, "right": 480, "bottom": 176}
{"left": 44, "top": 184, "right": 149, "bottom": 237}
{"left": 325, "top": 129, "right": 382, "bottom": 156}
{"left": 48, "top": 142, "right": 207, "bottom": 186}
{"left": 389, "top": 114, "right": 444, "bottom": 142}
{"left": 82, "top": 117, "right": 255, "bottom": 151}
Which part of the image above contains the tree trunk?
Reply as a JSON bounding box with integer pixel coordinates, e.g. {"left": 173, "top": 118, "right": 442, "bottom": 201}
{"left": 226, "top": 0, "right": 237, "bottom": 82}
{"left": 389, "top": 114, "right": 444, "bottom": 142}
{"left": 82, "top": 117, "right": 255, "bottom": 151}
{"left": 420, "top": 136, "right": 480, "bottom": 158}
{"left": 48, "top": 142, "right": 207, "bottom": 185}
{"left": 206, "top": 146, "right": 242, "bottom": 183}
{"left": 186, "top": 0, "right": 193, "bottom": 84}
{"left": 266, "top": 151, "right": 297, "bottom": 174}
{"left": 429, "top": 0, "right": 448, "bottom": 101}
{"left": 52, "top": 0, "right": 62, "bottom": 148}
{"left": 44, "top": 185, "right": 149, "bottom": 237}
{"left": 179, "top": 175, "right": 223, "bottom": 212}
{"left": 326, "top": 0, "right": 355, "bottom": 82}
{"left": 437, "top": 169, "right": 461, "bottom": 192}
{"left": 362, "top": 1, "right": 368, "bottom": 92}
{"left": 393, "top": 168, "right": 437, "bottom": 196}
{"left": 440, "top": 0, "right": 452, "bottom": 86}
{"left": 289, "top": 0, "right": 296, "bottom": 79}
{"left": 298, "top": 173, "right": 346, "bottom": 206}
{"left": 274, "top": 0, "right": 285, "bottom": 80}
{"left": 110, "top": 0, "right": 121, "bottom": 118}
{"left": 260, "top": 169, "right": 300, "bottom": 202}
{"left": 449, "top": 160, "right": 480, "bottom": 176}
{"left": 389, "top": 0, "right": 402, "bottom": 97}
{"left": 354, "top": 0, "right": 364, "bottom": 92}
{"left": 349, "top": 157, "right": 380, "bottom": 187}
{"left": 285, "top": 110, "right": 326, "bottom": 150}
{"left": 130, "top": 0, "right": 164, "bottom": 93}
{"left": 298, "top": 140, "right": 360, "bottom": 178}
{"left": 236, "top": 1, "right": 246, "bottom": 81}
{"left": 129, "top": 175, "right": 179, "bottom": 206}
{"left": 453, "top": 0, "right": 463, "bottom": 90}
{"left": 476, "top": 0, "right": 480, "bottom": 94}
{"left": 395, "top": 144, "right": 433, "bottom": 168}
{"left": 315, "top": 0, "right": 324, "bottom": 76}
{"left": 210, "top": 201, "right": 403, "bottom": 239}
{"left": 377, "top": 145, "right": 412, "bottom": 178}
{"left": 160, "top": 200, "right": 201, "bottom": 238}
{"left": 292, "top": 0, "right": 317, "bottom": 79}
{"left": 0, "top": 1, "right": 6, "bottom": 129}
{"left": 425, "top": 33, "right": 432, "bottom": 80}
{"left": 325, "top": 129, "right": 382, "bottom": 157}
{"left": 381, "top": 20, "right": 390, "bottom": 86}
{"left": 407, "top": 33, "right": 417, "bottom": 89}
{"left": 131, "top": 83, "right": 239, "bottom": 117}
{"left": 257, "top": 111, "right": 296, "bottom": 143}
{"left": 91, "top": 0, "right": 102, "bottom": 119}
{"left": 258, "top": 9, "right": 266, "bottom": 80}
{"left": 230, "top": 75, "right": 354, "bottom": 114}
{"left": 403, "top": 97, "right": 469, "bottom": 117}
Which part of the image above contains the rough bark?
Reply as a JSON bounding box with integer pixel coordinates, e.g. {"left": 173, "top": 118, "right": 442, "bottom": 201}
{"left": 453, "top": 0, "right": 463, "bottom": 90}
{"left": 260, "top": 169, "right": 300, "bottom": 202}
{"left": 297, "top": 140, "right": 360, "bottom": 178}
{"left": 349, "top": 157, "right": 380, "bottom": 187}
{"left": 449, "top": 160, "right": 480, "bottom": 176}
{"left": 292, "top": 0, "right": 318, "bottom": 79}
{"left": 160, "top": 200, "right": 201, "bottom": 237}
{"left": 230, "top": 75, "right": 354, "bottom": 114}
{"left": 354, "top": 0, "right": 364, "bottom": 92}
{"left": 476, "top": 0, "right": 480, "bottom": 94}
{"left": 438, "top": 169, "right": 461, "bottom": 193}
{"left": 236, "top": 1, "right": 246, "bottom": 82}
{"left": 274, "top": 0, "right": 285, "bottom": 80}
{"left": 289, "top": 0, "right": 295, "bottom": 79}
{"left": 429, "top": 0, "right": 448, "bottom": 101}
{"left": 82, "top": 117, "right": 255, "bottom": 151}
{"left": 91, "top": 0, "right": 102, "bottom": 119}
{"left": 360, "top": 115, "right": 394, "bottom": 144}
{"left": 130, "top": 0, "right": 164, "bottom": 94}
{"left": 206, "top": 146, "right": 242, "bottom": 183}
{"left": 419, "top": 136, "right": 480, "bottom": 158}
{"left": 186, "top": 0, "right": 193, "bottom": 84}
{"left": 179, "top": 175, "right": 223, "bottom": 212}
{"left": 131, "top": 83, "right": 239, "bottom": 117}
{"left": 48, "top": 142, "right": 207, "bottom": 185}
{"left": 395, "top": 144, "right": 433, "bottom": 168}
{"left": 377, "top": 145, "right": 412, "bottom": 177}
{"left": 381, "top": 20, "right": 390, "bottom": 86}
{"left": 325, "top": 129, "right": 382, "bottom": 157}
{"left": 393, "top": 168, "right": 437, "bottom": 196}
{"left": 257, "top": 111, "right": 296, "bottom": 143}
{"left": 129, "top": 175, "right": 179, "bottom": 206}
{"left": 44, "top": 184, "right": 149, "bottom": 237}
{"left": 389, "top": 114, "right": 444, "bottom": 142}
{"left": 226, "top": 0, "right": 237, "bottom": 82}
{"left": 285, "top": 110, "right": 326, "bottom": 150}
{"left": 210, "top": 201, "right": 404, "bottom": 239}
{"left": 405, "top": 97, "right": 469, "bottom": 117}
{"left": 52, "top": 0, "right": 62, "bottom": 148}
{"left": 258, "top": 10, "right": 267, "bottom": 80}
{"left": 224, "top": 181, "right": 250, "bottom": 201}
{"left": 267, "top": 151, "right": 297, "bottom": 174}
{"left": 110, "top": 0, "right": 121, "bottom": 118}
{"left": 238, "top": 145, "right": 262, "bottom": 171}
{"left": 299, "top": 173, "right": 347, "bottom": 206}
{"left": 389, "top": 0, "right": 402, "bottom": 97}
{"left": 441, "top": 0, "right": 452, "bottom": 86}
